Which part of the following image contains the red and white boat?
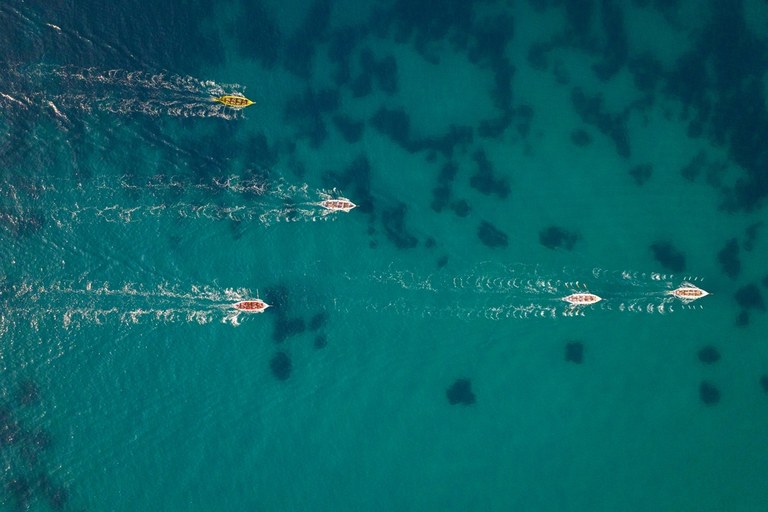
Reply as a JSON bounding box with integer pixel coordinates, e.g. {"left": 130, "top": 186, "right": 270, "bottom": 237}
{"left": 562, "top": 293, "right": 603, "bottom": 306}
{"left": 668, "top": 283, "right": 709, "bottom": 301}
{"left": 320, "top": 197, "right": 357, "bottom": 212}
{"left": 233, "top": 299, "right": 270, "bottom": 312}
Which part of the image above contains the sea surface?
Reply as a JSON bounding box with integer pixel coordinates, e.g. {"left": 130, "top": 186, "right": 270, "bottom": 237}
{"left": 1, "top": 0, "right": 768, "bottom": 510}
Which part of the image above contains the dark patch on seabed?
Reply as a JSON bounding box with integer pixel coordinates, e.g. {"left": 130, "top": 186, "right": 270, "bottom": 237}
{"left": 370, "top": 107, "right": 412, "bottom": 151}
{"left": 565, "top": 341, "right": 584, "bottom": 364}
{"left": 679, "top": 151, "right": 707, "bottom": 182}
{"left": 220, "top": 0, "right": 538, "bottom": 254}
{"left": 650, "top": 241, "right": 686, "bottom": 273}
{"left": 470, "top": 150, "right": 509, "bottom": 198}
{"left": 734, "top": 284, "right": 765, "bottom": 311}
{"left": 664, "top": 2, "right": 768, "bottom": 213}
{"left": 717, "top": 238, "right": 741, "bottom": 279}
{"left": 270, "top": 351, "right": 292, "bottom": 381}
{"left": 629, "top": 163, "right": 652, "bottom": 186}
{"left": 332, "top": 114, "right": 365, "bottom": 143}
{"left": 697, "top": 346, "right": 720, "bottom": 365}
{"left": 570, "top": 129, "right": 592, "bottom": 147}
{"left": 233, "top": 0, "right": 282, "bottom": 69}
{"left": 570, "top": 87, "right": 631, "bottom": 158}
{"left": 733, "top": 284, "right": 765, "bottom": 326}
{"left": 322, "top": 155, "right": 375, "bottom": 216}
{"left": 356, "top": 48, "right": 399, "bottom": 96}
{"left": 264, "top": 285, "right": 306, "bottom": 344}
{"left": 283, "top": 0, "right": 333, "bottom": 79}
{"left": 446, "top": 379, "right": 475, "bottom": 406}
{"left": 735, "top": 310, "right": 750, "bottom": 327}
{"left": 539, "top": 226, "right": 579, "bottom": 251}
{"left": 477, "top": 221, "right": 508, "bottom": 248}
{"left": 743, "top": 222, "right": 762, "bottom": 251}
{"left": 432, "top": 162, "right": 459, "bottom": 213}
{"left": 260, "top": 285, "right": 333, "bottom": 374}
{"left": 451, "top": 199, "right": 471, "bottom": 217}
{"left": 309, "top": 312, "right": 328, "bottom": 331}
{"left": 314, "top": 334, "right": 328, "bottom": 350}
{"left": 0, "top": 380, "right": 70, "bottom": 510}
{"left": 369, "top": 107, "right": 473, "bottom": 157}
{"left": 310, "top": 312, "right": 330, "bottom": 350}
{"left": 284, "top": 88, "right": 340, "bottom": 148}
{"left": 433, "top": 173, "right": 457, "bottom": 213}
{"left": 274, "top": 316, "right": 307, "bottom": 343}
{"left": 527, "top": 0, "right": 768, "bottom": 211}
{"left": 699, "top": 381, "right": 720, "bottom": 406}
{"left": 381, "top": 202, "right": 418, "bottom": 249}
{"left": 761, "top": 375, "right": 768, "bottom": 394}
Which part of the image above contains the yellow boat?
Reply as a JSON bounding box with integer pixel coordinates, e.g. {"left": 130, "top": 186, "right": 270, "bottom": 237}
{"left": 213, "top": 95, "right": 254, "bottom": 108}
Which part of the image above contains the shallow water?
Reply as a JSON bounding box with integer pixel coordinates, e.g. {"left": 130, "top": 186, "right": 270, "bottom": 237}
{"left": 2, "top": 0, "right": 768, "bottom": 510}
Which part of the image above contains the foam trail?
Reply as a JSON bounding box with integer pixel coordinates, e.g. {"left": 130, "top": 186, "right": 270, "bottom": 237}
{"left": 0, "top": 92, "right": 29, "bottom": 108}
{"left": 348, "top": 262, "right": 709, "bottom": 319}
{"left": 2, "top": 175, "right": 351, "bottom": 227}
{"left": 49, "top": 202, "right": 337, "bottom": 227}
{"left": 4, "top": 280, "right": 261, "bottom": 328}
{"left": 3, "top": 65, "right": 247, "bottom": 120}
{"left": 4, "top": 174, "right": 342, "bottom": 205}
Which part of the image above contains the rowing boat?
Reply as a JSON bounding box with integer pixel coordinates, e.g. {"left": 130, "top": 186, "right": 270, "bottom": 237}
{"left": 562, "top": 293, "right": 602, "bottom": 306}
{"left": 668, "top": 283, "right": 709, "bottom": 302}
{"left": 214, "top": 95, "right": 255, "bottom": 108}
{"left": 320, "top": 198, "right": 357, "bottom": 212}
{"left": 233, "top": 299, "right": 270, "bottom": 312}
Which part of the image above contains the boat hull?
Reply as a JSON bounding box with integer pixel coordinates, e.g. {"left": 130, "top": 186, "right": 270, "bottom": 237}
{"left": 563, "top": 293, "right": 602, "bottom": 306}
{"left": 320, "top": 198, "right": 357, "bottom": 212}
{"left": 233, "top": 300, "right": 270, "bottom": 312}
{"left": 214, "top": 95, "right": 254, "bottom": 108}
{"left": 668, "top": 285, "right": 709, "bottom": 301}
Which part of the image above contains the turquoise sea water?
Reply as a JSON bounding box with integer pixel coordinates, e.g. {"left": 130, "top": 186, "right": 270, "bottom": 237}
{"left": 2, "top": 0, "right": 768, "bottom": 510}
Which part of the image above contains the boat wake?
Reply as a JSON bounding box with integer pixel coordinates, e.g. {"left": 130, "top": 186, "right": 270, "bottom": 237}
{"left": 336, "top": 297, "right": 587, "bottom": 320}
{"left": 50, "top": 201, "right": 337, "bottom": 226}
{"left": 2, "top": 280, "right": 263, "bottom": 329}
{"left": 349, "top": 262, "right": 709, "bottom": 319}
{"left": 2, "top": 174, "right": 352, "bottom": 228}
{"left": 110, "top": 174, "right": 350, "bottom": 210}
{"left": 0, "top": 262, "right": 709, "bottom": 333}
{"left": 1, "top": 65, "right": 246, "bottom": 120}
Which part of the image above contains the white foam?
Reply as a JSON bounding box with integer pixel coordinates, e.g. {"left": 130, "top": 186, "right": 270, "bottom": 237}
{"left": 357, "top": 263, "right": 707, "bottom": 319}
